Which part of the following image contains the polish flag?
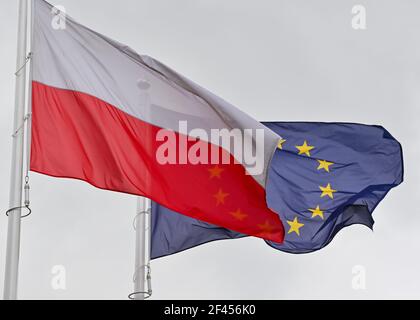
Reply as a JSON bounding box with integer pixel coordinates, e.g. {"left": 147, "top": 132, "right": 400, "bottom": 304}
{"left": 30, "top": 0, "right": 284, "bottom": 242}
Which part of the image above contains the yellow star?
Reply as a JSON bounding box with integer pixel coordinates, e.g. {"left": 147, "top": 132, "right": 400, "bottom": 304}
{"left": 309, "top": 205, "right": 324, "bottom": 219}
{"left": 319, "top": 183, "right": 337, "bottom": 199}
{"left": 277, "top": 139, "right": 286, "bottom": 150}
{"left": 208, "top": 165, "right": 224, "bottom": 179}
{"left": 229, "top": 208, "right": 247, "bottom": 221}
{"left": 317, "top": 159, "right": 334, "bottom": 172}
{"left": 295, "top": 140, "right": 314, "bottom": 156}
{"left": 213, "top": 188, "right": 229, "bottom": 205}
{"left": 287, "top": 217, "right": 304, "bottom": 236}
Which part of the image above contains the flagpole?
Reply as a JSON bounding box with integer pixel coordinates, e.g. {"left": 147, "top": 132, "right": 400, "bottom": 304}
{"left": 4, "top": 0, "right": 30, "bottom": 300}
{"left": 132, "top": 197, "right": 151, "bottom": 300}
{"left": 131, "top": 79, "right": 152, "bottom": 300}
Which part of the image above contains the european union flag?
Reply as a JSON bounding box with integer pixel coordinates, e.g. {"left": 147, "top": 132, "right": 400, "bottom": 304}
{"left": 151, "top": 122, "right": 403, "bottom": 259}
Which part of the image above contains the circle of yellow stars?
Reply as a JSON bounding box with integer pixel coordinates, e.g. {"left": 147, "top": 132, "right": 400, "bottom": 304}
{"left": 278, "top": 138, "right": 337, "bottom": 236}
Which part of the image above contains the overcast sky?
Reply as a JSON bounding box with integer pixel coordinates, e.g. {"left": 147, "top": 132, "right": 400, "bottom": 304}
{"left": 0, "top": 0, "right": 419, "bottom": 299}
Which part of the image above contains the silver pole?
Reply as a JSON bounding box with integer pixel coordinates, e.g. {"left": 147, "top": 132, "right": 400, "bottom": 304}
{"left": 133, "top": 197, "right": 151, "bottom": 300}
{"left": 4, "top": 0, "right": 29, "bottom": 300}
{"left": 131, "top": 79, "right": 152, "bottom": 300}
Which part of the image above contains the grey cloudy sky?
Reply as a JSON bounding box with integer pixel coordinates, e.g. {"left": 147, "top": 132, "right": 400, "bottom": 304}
{"left": 0, "top": 0, "right": 419, "bottom": 299}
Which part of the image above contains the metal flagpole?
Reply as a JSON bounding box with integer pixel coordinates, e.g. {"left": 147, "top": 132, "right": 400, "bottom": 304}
{"left": 130, "top": 79, "right": 152, "bottom": 300}
{"left": 4, "top": 0, "right": 30, "bottom": 300}
{"left": 132, "top": 197, "right": 151, "bottom": 300}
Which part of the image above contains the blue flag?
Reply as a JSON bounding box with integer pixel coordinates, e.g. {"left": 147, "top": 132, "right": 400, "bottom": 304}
{"left": 151, "top": 122, "right": 403, "bottom": 259}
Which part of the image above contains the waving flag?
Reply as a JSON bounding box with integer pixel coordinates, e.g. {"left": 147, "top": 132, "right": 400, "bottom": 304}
{"left": 30, "top": 0, "right": 284, "bottom": 242}
{"left": 151, "top": 122, "right": 403, "bottom": 258}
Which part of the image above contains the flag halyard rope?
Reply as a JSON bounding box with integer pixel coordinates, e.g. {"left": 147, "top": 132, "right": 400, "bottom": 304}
{"left": 6, "top": 51, "right": 33, "bottom": 219}
{"left": 14, "top": 52, "right": 32, "bottom": 77}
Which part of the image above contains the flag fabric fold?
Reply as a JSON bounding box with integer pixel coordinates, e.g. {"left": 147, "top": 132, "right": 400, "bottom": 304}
{"left": 30, "top": 0, "right": 284, "bottom": 242}
{"left": 151, "top": 122, "right": 403, "bottom": 259}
